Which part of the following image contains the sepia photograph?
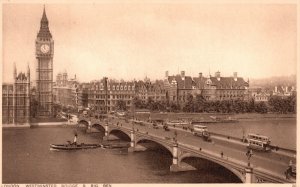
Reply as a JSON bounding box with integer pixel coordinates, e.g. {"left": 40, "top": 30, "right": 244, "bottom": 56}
{"left": 1, "top": 0, "right": 298, "bottom": 184}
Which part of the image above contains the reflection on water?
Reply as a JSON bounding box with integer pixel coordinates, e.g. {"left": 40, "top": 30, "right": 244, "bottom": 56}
{"left": 3, "top": 127, "right": 241, "bottom": 183}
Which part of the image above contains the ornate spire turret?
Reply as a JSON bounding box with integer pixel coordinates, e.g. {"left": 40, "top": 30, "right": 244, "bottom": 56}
{"left": 14, "top": 62, "right": 17, "bottom": 79}
{"left": 37, "top": 5, "right": 52, "bottom": 38}
{"left": 27, "top": 63, "right": 30, "bottom": 82}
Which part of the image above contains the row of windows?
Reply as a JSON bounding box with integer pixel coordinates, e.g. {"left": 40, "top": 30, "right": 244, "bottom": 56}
{"left": 139, "top": 96, "right": 166, "bottom": 100}
{"left": 255, "top": 96, "right": 268, "bottom": 100}
{"left": 92, "top": 85, "right": 135, "bottom": 91}
{"left": 217, "top": 95, "right": 244, "bottom": 98}
{"left": 217, "top": 90, "right": 244, "bottom": 94}
{"left": 93, "top": 100, "right": 132, "bottom": 106}
{"left": 91, "top": 95, "right": 134, "bottom": 100}
{"left": 2, "top": 109, "right": 28, "bottom": 117}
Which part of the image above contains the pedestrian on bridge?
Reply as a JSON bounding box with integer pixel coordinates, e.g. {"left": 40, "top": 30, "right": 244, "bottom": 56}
{"left": 220, "top": 151, "right": 224, "bottom": 158}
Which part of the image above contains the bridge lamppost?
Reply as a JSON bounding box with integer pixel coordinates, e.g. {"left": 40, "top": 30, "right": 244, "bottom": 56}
{"left": 246, "top": 149, "right": 253, "bottom": 167}
{"left": 245, "top": 149, "right": 254, "bottom": 183}
{"left": 173, "top": 130, "right": 178, "bottom": 143}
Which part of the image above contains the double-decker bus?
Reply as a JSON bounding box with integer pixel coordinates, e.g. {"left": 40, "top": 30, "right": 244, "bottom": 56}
{"left": 193, "top": 125, "right": 211, "bottom": 141}
{"left": 247, "top": 133, "right": 271, "bottom": 151}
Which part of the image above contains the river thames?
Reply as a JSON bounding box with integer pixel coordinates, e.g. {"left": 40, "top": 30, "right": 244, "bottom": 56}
{"left": 2, "top": 117, "right": 296, "bottom": 183}
{"left": 3, "top": 127, "right": 242, "bottom": 183}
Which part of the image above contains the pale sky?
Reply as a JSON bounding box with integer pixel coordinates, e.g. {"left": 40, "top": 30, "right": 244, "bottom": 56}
{"left": 2, "top": 3, "right": 297, "bottom": 83}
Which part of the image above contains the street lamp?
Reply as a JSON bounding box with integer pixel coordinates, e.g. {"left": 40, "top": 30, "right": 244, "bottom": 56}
{"left": 173, "top": 130, "right": 178, "bottom": 143}
{"left": 246, "top": 149, "right": 253, "bottom": 167}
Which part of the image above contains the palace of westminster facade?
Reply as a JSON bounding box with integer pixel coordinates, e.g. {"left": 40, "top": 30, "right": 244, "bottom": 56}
{"left": 2, "top": 7, "right": 251, "bottom": 124}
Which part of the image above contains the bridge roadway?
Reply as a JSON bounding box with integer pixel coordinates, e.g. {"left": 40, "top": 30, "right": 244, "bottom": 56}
{"left": 79, "top": 115, "right": 296, "bottom": 183}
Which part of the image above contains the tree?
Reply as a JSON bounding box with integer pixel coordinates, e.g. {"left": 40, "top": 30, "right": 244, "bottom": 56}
{"left": 116, "top": 100, "right": 127, "bottom": 111}
{"left": 146, "top": 97, "right": 155, "bottom": 110}
{"left": 170, "top": 103, "right": 180, "bottom": 112}
{"left": 194, "top": 94, "right": 206, "bottom": 112}
{"left": 53, "top": 103, "right": 62, "bottom": 117}
{"left": 247, "top": 98, "right": 255, "bottom": 113}
{"left": 132, "top": 97, "right": 146, "bottom": 109}
{"left": 183, "top": 94, "right": 194, "bottom": 112}
{"left": 254, "top": 102, "right": 268, "bottom": 114}
{"left": 30, "top": 98, "right": 39, "bottom": 118}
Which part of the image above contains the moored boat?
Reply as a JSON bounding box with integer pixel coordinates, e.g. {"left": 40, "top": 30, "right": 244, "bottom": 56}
{"left": 101, "top": 142, "right": 130, "bottom": 149}
{"left": 50, "top": 143, "right": 100, "bottom": 151}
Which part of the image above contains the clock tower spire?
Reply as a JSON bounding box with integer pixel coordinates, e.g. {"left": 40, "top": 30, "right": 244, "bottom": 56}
{"left": 37, "top": 5, "right": 52, "bottom": 38}
{"left": 35, "top": 5, "right": 54, "bottom": 117}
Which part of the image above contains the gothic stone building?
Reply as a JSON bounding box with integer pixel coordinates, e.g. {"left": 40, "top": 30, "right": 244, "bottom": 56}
{"left": 2, "top": 66, "right": 31, "bottom": 124}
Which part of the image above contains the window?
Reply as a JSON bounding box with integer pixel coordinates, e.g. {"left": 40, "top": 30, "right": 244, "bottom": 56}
{"left": 128, "top": 86, "right": 131, "bottom": 90}
{"left": 113, "top": 85, "right": 115, "bottom": 90}
{"left": 124, "top": 86, "right": 127, "bottom": 90}
{"left": 120, "top": 86, "right": 123, "bottom": 90}
{"left": 117, "top": 85, "right": 119, "bottom": 90}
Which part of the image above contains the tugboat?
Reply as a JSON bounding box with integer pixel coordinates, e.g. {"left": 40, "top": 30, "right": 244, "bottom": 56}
{"left": 50, "top": 133, "right": 100, "bottom": 151}
{"left": 50, "top": 142, "right": 101, "bottom": 151}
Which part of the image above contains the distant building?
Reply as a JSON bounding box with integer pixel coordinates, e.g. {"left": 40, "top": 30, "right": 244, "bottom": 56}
{"left": 2, "top": 65, "right": 31, "bottom": 124}
{"left": 164, "top": 71, "right": 249, "bottom": 105}
{"left": 88, "top": 78, "right": 136, "bottom": 113}
{"left": 77, "top": 83, "right": 90, "bottom": 109}
{"left": 53, "top": 72, "right": 79, "bottom": 109}
{"left": 250, "top": 88, "right": 270, "bottom": 102}
{"left": 135, "top": 79, "right": 167, "bottom": 103}
{"left": 272, "top": 86, "right": 296, "bottom": 98}
{"left": 164, "top": 71, "right": 199, "bottom": 106}
{"left": 202, "top": 72, "right": 249, "bottom": 101}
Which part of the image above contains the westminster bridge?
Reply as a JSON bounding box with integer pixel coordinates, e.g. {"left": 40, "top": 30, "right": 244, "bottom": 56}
{"left": 78, "top": 114, "right": 296, "bottom": 183}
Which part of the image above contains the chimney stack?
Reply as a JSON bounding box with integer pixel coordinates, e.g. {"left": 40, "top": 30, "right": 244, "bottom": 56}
{"left": 233, "top": 72, "right": 237, "bottom": 81}
{"left": 199, "top": 72, "right": 202, "bottom": 78}
{"left": 181, "top": 71, "right": 185, "bottom": 80}
{"left": 215, "top": 71, "right": 221, "bottom": 81}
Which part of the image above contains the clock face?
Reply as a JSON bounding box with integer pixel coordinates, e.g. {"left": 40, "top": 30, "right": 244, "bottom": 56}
{"left": 40, "top": 44, "right": 50, "bottom": 54}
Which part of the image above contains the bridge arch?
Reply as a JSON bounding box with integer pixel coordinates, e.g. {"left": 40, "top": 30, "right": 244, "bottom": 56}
{"left": 135, "top": 137, "right": 173, "bottom": 155}
{"left": 78, "top": 120, "right": 89, "bottom": 127}
{"left": 179, "top": 153, "right": 244, "bottom": 183}
{"left": 108, "top": 129, "right": 131, "bottom": 141}
{"left": 91, "top": 123, "right": 105, "bottom": 132}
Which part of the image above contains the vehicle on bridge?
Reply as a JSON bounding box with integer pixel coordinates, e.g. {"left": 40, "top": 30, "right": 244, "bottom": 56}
{"left": 132, "top": 119, "right": 145, "bottom": 126}
{"left": 152, "top": 123, "right": 159, "bottom": 129}
{"left": 192, "top": 125, "right": 211, "bottom": 141}
{"left": 166, "top": 120, "right": 190, "bottom": 127}
{"left": 116, "top": 111, "right": 126, "bottom": 117}
{"left": 163, "top": 124, "right": 170, "bottom": 131}
{"left": 246, "top": 133, "right": 271, "bottom": 151}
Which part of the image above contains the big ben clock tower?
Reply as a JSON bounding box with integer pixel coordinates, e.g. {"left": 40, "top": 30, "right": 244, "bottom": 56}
{"left": 35, "top": 6, "right": 54, "bottom": 117}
